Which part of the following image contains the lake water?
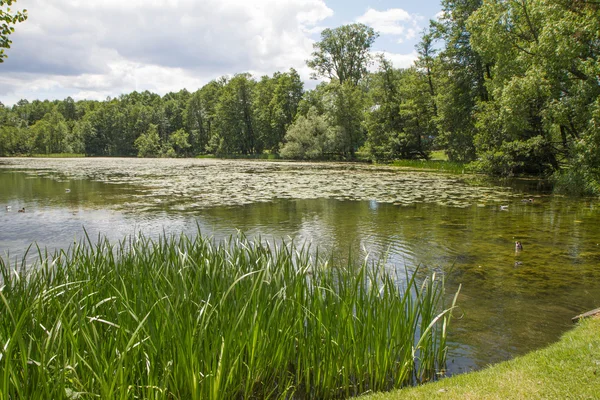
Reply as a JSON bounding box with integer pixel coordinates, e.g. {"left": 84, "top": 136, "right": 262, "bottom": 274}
{"left": 1, "top": 157, "right": 599, "bottom": 376}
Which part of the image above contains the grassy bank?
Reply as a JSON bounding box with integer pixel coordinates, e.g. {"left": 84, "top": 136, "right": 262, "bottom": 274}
{"left": 30, "top": 153, "right": 86, "bottom": 158}
{"left": 0, "top": 232, "right": 457, "bottom": 399}
{"left": 389, "top": 159, "right": 469, "bottom": 174}
{"left": 196, "top": 153, "right": 281, "bottom": 160}
{"left": 387, "top": 152, "right": 469, "bottom": 174}
{"left": 362, "top": 317, "right": 600, "bottom": 399}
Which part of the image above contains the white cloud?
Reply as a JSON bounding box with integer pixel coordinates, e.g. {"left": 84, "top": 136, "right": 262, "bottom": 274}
{"left": 1, "top": 0, "right": 333, "bottom": 104}
{"left": 356, "top": 8, "right": 421, "bottom": 43}
{"left": 372, "top": 51, "right": 419, "bottom": 70}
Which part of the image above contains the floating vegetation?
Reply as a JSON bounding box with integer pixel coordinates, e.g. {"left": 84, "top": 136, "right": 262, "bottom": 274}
{"left": 0, "top": 158, "right": 519, "bottom": 211}
{"left": 0, "top": 232, "right": 458, "bottom": 399}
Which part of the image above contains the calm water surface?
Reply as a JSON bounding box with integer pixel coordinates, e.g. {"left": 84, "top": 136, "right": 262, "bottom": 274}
{"left": 1, "top": 158, "right": 599, "bottom": 375}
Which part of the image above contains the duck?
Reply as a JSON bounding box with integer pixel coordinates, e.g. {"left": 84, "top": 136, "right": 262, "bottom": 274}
{"left": 18, "top": 207, "right": 25, "bottom": 213}
{"left": 521, "top": 198, "right": 534, "bottom": 203}
{"left": 514, "top": 261, "right": 523, "bottom": 267}
{"left": 515, "top": 241, "right": 523, "bottom": 251}
{"left": 5, "top": 205, "right": 11, "bottom": 211}
{"left": 65, "top": 188, "right": 71, "bottom": 193}
{"left": 500, "top": 205, "right": 509, "bottom": 211}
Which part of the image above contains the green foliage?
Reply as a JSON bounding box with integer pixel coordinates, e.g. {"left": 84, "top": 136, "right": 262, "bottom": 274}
{"left": 280, "top": 107, "right": 333, "bottom": 159}
{"left": 428, "top": 0, "right": 486, "bottom": 162}
{"left": 0, "top": 232, "right": 456, "bottom": 399}
{"left": 254, "top": 69, "right": 303, "bottom": 152}
{"left": 0, "top": 125, "right": 31, "bottom": 155}
{"left": 0, "top": 0, "right": 27, "bottom": 62}
{"left": 134, "top": 123, "right": 162, "bottom": 157}
{"left": 467, "top": 0, "right": 599, "bottom": 180}
{"left": 2, "top": 9, "right": 599, "bottom": 195}
{"left": 184, "top": 81, "right": 221, "bottom": 154}
{"left": 212, "top": 74, "right": 258, "bottom": 155}
{"left": 30, "top": 108, "right": 70, "bottom": 154}
{"left": 363, "top": 318, "right": 600, "bottom": 400}
{"left": 326, "top": 81, "right": 368, "bottom": 158}
{"left": 364, "top": 59, "right": 434, "bottom": 162}
{"left": 307, "top": 23, "right": 379, "bottom": 85}
{"left": 165, "top": 128, "right": 191, "bottom": 157}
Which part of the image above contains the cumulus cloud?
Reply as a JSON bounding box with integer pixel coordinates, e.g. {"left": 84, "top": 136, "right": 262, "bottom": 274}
{"left": 371, "top": 51, "right": 418, "bottom": 70}
{"left": 357, "top": 8, "right": 421, "bottom": 43}
{"left": 2, "top": 0, "right": 333, "bottom": 103}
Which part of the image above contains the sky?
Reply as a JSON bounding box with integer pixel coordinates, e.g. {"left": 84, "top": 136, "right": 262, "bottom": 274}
{"left": 1, "top": 0, "right": 443, "bottom": 106}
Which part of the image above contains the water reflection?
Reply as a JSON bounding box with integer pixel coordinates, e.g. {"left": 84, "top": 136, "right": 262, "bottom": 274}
{"left": 1, "top": 164, "right": 599, "bottom": 376}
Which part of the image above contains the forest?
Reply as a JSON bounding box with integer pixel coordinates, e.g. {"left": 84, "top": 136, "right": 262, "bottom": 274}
{"left": 1, "top": 0, "right": 599, "bottom": 193}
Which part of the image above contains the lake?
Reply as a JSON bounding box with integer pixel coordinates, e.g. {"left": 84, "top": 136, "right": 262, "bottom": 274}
{"left": 1, "top": 157, "right": 599, "bottom": 376}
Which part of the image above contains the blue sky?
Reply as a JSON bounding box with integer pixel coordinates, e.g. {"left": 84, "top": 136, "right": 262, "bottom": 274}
{"left": 1, "top": 0, "right": 443, "bottom": 106}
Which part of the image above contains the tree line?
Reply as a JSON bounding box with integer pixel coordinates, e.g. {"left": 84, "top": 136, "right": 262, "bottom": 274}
{"left": 1, "top": 0, "right": 599, "bottom": 193}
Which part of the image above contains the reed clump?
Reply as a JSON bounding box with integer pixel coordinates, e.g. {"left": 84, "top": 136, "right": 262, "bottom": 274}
{"left": 0, "top": 232, "right": 458, "bottom": 399}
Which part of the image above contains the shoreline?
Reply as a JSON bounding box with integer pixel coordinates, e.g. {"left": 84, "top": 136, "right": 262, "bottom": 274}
{"left": 361, "top": 317, "right": 600, "bottom": 399}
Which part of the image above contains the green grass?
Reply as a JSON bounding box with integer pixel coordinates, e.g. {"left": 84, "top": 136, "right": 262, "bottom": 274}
{"left": 197, "top": 153, "right": 281, "bottom": 160}
{"left": 381, "top": 150, "right": 470, "bottom": 174}
{"left": 388, "top": 159, "right": 469, "bottom": 174}
{"left": 0, "top": 232, "right": 457, "bottom": 399}
{"left": 429, "top": 151, "right": 448, "bottom": 161}
{"left": 361, "top": 317, "right": 600, "bottom": 399}
{"left": 30, "top": 153, "right": 86, "bottom": 158}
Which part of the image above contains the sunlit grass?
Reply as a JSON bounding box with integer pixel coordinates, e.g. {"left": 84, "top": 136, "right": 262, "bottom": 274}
{"left": 197, "top": 153, "right": 281, "bottom": 160}
{"left": 389, "top": 159, "right": 469, "bottom": 174}
{"left": 0, "top": 232, "right": 457, "bottom": 399}
{"left": 30, "top": 153, "right": 86, "bottom": 158}
{"left": 361, "top": 317, "right": 600, "bottom": 399}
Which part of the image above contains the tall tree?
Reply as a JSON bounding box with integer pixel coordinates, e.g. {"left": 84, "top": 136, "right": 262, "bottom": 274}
{"left": 253, "top": 69, "right": 304, "bottom": 152}
{"left": 467, "top": 0, "right": 600, "bottom": 178}
{"left": 30, "top": 108, "right": 69, "bottom": 154}
{"left": 327, "top": 81, "right": 368, "bottom": 158}
{"left": 134, "top": 123, "right": 162, "bottom": 158}
{"left": 365, "top": 58, "right": 434, "bottom": 161}
{"left": 307, "top": 23, "right": 379, "bottom": 85}
{"left": 269, "top": 69, "right": 303, "bottom": 151}
{"left": 0, "top": 0, "right": 27, "bottom": 62}
{"left": 253, "top": 74, "right": 277, "bottom": 152}
{"left": 185, "top": 80, "right": 223, "bottom": 154}
{"left": 429, "top": 0, "right": 486, "bottom": 162}
{"left": 213, "top": 74, "right": 257, "bottom": 155}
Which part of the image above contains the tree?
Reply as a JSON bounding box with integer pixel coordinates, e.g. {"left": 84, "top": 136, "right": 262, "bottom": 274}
{"left": 326, "top": 81, "right": 368, "bottom": 158}
{"left": 429, "top": 0, "right": 487, "bottom": 162}
{"left": 253, "top": 69, "right": 304, "bottom": 152}
{"left": 280, "top": 107, "right": 333, "bottom": 159}
{"left": 467, "top": 0, "right": 600, "bottom": 177}
{"left": 1, "top": 0, "right": 27, "bottom": 62}
{"left": 30, "top": 108, "right": 69, "bottom": 154}
{"left": 307, "top": 23, "right": 379, "bottom": 85}
{"left": 165, "top": 128, "right": 191, "bottom": 157}
{"left": 253, "top": 74, "right": 277, "bottom": 152}
{"left": 270, "top": 69, "right": 303, "bottom": 150}
{"left": 212, "top": 74, "right": 257, "bottom": 155}
{"left": 134, "top": 123, "right": 162, "bottom": 158}
{"left": 365, "top": 58, "right": 434, "bottom": 161}
{"left": 364, "top": 57, "right": 403, "bottom": 161}
{"left": 294, "top": 81, "right": 367, "bottom": 159}
{"left": 185, "top": 80, "right": 224, "bottom": 154}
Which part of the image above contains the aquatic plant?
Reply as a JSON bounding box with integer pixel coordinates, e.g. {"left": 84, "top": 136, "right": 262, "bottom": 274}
{"left": 0, "top": 232, "right": 458, "bottom": 399}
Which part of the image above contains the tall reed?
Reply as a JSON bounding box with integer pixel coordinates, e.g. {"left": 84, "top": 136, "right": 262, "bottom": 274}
{"left": 0, "top": 232, "right": 458, "bottom": 399}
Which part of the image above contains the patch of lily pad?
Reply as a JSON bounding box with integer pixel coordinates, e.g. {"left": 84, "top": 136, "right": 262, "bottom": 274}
{"left": 1, "top": 158, "right": 521, "bottom": 211}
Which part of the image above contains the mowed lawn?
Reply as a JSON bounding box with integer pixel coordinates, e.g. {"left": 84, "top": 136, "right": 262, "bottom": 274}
{"left": 360, "top": 317, "right": 600, "bottom": 399}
